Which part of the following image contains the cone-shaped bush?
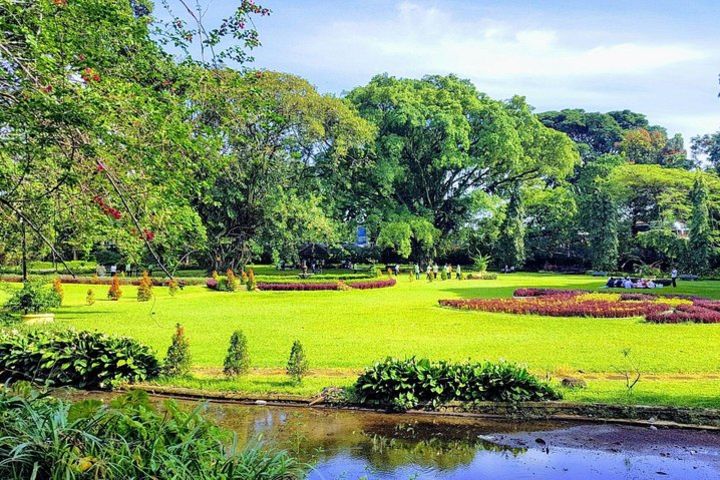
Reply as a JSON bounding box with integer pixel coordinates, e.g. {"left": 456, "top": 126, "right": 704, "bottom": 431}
{"left": 163, "top": 323, "right": 191, "bottom": 376}
{"left": 52, "top": 277, "right": 64, "bottom": 304}
{"left": 107, "top": 276, "right": 122, "bottom": 301}
{"left": 286, "top": 340, "right": 308, "bottom": 383}
{"left": 137, "top": 271, "right": 153, "bottom": 302}
{"left": 86, "top": 289, "right": 95, "bottom": 306}
{"left": 223, "top": 330, "right": 250, "bottom": 377}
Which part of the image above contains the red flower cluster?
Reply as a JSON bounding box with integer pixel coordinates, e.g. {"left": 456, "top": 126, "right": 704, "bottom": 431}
{"left": 206, "top": 278, "right": 219, "bottom": 290}
{"left": 81, "top": 67, "right": 101, "bottom": 83}
{"left": 143, "top": 229, "right": 155, "bottom": 242}
{"left": 440, "top": 297, "right": 667, "bottom": 318}
{"left": 93, "top": 196, "right": 122, "bottom": 220}
{"left": 345, "top": 278, "right": 397, "bottom": 290}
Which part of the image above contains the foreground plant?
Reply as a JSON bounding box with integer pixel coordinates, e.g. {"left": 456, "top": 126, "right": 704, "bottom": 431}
{"left": 287, "top": 340, "right": 308, "bottom": 384}
{"left": 0, "top": 329, "right": 160, "bottom": 389}
{"left": 0, "top": 386, "right": 307, "bottom": 479}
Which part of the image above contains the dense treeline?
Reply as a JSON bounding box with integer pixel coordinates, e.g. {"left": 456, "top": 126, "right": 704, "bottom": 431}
{"left": 1, "top": 0, "right": 718, "bottom": 276}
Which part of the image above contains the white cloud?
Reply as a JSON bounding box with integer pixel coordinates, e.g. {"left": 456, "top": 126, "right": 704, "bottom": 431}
{"left": 283, "top": 1, "right": 707, "bottom": 81}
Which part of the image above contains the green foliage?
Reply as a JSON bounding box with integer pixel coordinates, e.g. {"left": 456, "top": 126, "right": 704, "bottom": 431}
{"left": 223, "top": 330, "right": 250, "bottom": 377}
{"left": 163, "top": 324, "right": 191, "bottom": 377}
{"left": 688, "top": 176, "right": 713, "bottom": 274}
{"left": 496, "top": 187, "right": 526, "bottom": 268}
{"left": 0, "top": 329, "right": 160, "bottom": 389}
{"left": 286, "top": 340, "right": 308, "bottom": 384}
{"left": 355, "top": 357, "right": 561, "bottom": 411}
{"left": 472, "top": 254, "right": 490, "bottom": 272}
{"left": 2, "top": 281, "right": 61, "bottom": 314}
{"left": 107, "top": 276, "right": 123, "bottom": 301}
{"left": 584, "top": 181, "right": 619, "bottom": 271}
{"left": 376, "top": 214, "right": 439, "bottom": 259}
{"left": 0, "top": 387, "right": 306, "bottom": 479}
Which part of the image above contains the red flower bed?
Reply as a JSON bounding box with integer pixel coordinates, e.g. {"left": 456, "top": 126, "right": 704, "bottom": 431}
{"left": 646, "top": 304, "right": 720, "bottom": 324}
{"left": 346, "top": 278, "right": 397, "bottom": 289}
{"left": 440, "top": 297, "right": 668, "bottom": 318}
{"left": 513, "top": 288, "right": 586, "bottom": 297}
{"left": 256, "top": 281, "right": 340, "bottom": 291}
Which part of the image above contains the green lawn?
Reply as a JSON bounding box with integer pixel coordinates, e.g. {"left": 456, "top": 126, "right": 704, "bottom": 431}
{"left": 3, "top": 272, "right": 720, "bottom": 408}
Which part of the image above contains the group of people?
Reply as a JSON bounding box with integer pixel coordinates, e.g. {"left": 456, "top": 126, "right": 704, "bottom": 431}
{"left": 606, "top": 268, "right": 679, "bottom": 289}
{"left": 406, "top": 262, "right": 462, "bottom": 280}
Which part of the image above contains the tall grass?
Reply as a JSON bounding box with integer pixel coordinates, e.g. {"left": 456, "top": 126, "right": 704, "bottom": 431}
{"left": 0, "top": 384, "right": 307, "bottom": 479}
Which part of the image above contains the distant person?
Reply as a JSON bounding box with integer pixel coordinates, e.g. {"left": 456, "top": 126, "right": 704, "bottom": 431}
{"left": 110, "top": 264, "right": 117, "bottom": 276}
{"left": 394, "top": 264, "right": 400, "bottom": 276}
{"left": 414, "top": 263, "right": 420, "bottom": 280}
{"left": 443, "top": 264, "right": 450, "bottom": 279}
{"left": 456, "top": 264, "right": 462, "bottom": 279}
{"left": 426, "top": 264, "right": 432, "bottom": 281}
{"left": 671, "top": 268, "right": 678, "bottom": 288}
{"left": 433, "top": 263, "right": 439, "bottom": 279}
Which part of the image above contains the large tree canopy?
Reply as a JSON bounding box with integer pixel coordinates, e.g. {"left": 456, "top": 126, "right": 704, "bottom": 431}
{"left": 330, "top": 74, "right": 578, "bottom": 259}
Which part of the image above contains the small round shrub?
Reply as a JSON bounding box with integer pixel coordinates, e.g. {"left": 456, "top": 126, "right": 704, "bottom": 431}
{"left": 137, "top": 271, "right": 153, "bottom": 302}
{"left": 3, "top": 281, "right": 61, "bottom": 314}
{"left": 86, "top": 289, "right": 96, "bottom": 306}
{"left": 107, "top": 276, "right": 122, "bottom": 301}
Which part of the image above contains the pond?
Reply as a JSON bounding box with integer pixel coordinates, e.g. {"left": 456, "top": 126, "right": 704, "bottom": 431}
{"left": 69, "top": 392, "right": 720, "bottom": 479}
{"left": 193, "top": 400, "right": 720, "bottom": 479}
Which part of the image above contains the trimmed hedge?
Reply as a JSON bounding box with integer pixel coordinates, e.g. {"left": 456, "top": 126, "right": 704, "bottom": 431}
{"left": 0, "top": 275, "right": 203, "bottom": 287}
{"left": 355, "top": 357, "right": 560, "bottom": 411}
{"left": 0, "top": 329, "right": 160, "bottom": 389}
{"left": 243, "top": 278, "right": 397, "bottom": 291}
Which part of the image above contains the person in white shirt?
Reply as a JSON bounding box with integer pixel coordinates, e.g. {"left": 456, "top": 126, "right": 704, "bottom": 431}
{"left": 671, "top": 268, "right": 678, "bottom": 288}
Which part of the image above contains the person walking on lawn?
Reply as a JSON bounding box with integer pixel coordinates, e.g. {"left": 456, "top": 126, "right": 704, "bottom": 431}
{"left": 671, "top": 267, "right": 678, "bottom": 288}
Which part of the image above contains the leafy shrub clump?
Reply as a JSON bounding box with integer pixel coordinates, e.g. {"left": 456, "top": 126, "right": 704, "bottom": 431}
{"left": 355, "top": 357, "right": 560, "bottom": 411}
{"left": 225, "top": 268, "right": 239, "bottom": 292}
{"left": 107, "top": 276, "right": 123, "bottom": 300}
{"left": 286, "top": 340, "right": 308, "bottom": 383}
{"left": 163, "top": 323, "right": 191, "bottom": 377}
{"left": 466, "top": 272, "right": 498, "bottom": 280}
{"left": 223, "top": 330, "right": 250, "bottom": 377}
{"left": 246, "top": 268, "right": 257, "bottom": 291}
{"left": 0, "top": 329, "right": 160, "bottom": 389}
{"left": 3, "top": 281, "right": 62, "bottom": 314}
{"left": 0, "top": 387, "right": 307, "bottom": 479}
{"left": 137, "top": 271, "right": 153, "bottom": 302}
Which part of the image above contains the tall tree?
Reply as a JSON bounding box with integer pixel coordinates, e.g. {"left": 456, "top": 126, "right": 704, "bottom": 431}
{"left": 584, "top": 181, "right": 619, "bottom": 271}
{"left": 336, "top": 74, "right": 577, "bottom": 259}
{"left": 692, "top": 131, "right": 720, "bottom": 174}
{"left": 495, "top": 186, "right": 526, "bottom": 268}
{"left": 688, "top": 176, "right": 713, "bottom": 274}
{"left": 192, "top": 70, "right": 372, "bottom": 269}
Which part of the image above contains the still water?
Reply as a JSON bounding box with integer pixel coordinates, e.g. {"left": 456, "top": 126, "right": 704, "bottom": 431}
{"left": 195, "top": 401, "right": 720, "bottom": 480}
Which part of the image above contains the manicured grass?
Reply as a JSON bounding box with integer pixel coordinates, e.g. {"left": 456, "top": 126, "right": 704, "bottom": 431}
{"left": 3, "top": 272, "right": 720, "bottom": 407}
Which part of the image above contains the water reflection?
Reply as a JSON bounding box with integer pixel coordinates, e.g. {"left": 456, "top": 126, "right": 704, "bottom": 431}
{"left": 69, "top": 393, "right": 720, "bottom": 479}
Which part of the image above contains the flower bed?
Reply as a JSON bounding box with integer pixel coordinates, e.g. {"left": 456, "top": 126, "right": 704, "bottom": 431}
{"left": 345, "top": 278, "right": 397, "bottom": 290}
{"left": 440, "top": 297, "right": 667, "bottom": 318}
{"left": 256, "top": 281, "right": 340, "bottom": 291}
{"left": 442, "top": 288, "right": 720, "bottom": 324}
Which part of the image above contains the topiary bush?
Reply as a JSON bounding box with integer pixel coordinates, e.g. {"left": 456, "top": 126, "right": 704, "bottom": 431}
{"left": 223, "top": 330, "right": 250, "bottom": 377}
{"left": 86, "top": 288, "right": 96, "bottom": 305}
{"left": 0, "top": 329, "right": 160, "bottom": 389}
{"left": 163, "top": 324, "right": 191, "bottom": 377}
{"left": 107, "top": 276, "right": 123, "bottom": 300}
{"left": 136, "top": 271, "right": 153, "bottom": 302}
{"left": 355, "top": 357, "right": 561, "bottom": 411}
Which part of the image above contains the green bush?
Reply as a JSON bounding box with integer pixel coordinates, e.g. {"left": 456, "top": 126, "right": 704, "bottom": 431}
{"left": 286, "top": 340, "right": 308, "bottom": 383}
{"left": 0, "top": 386, "right": 306, "bottom": 479}
{"left": 223, "top": 330, "right": 250, "bottom": 377}
{"left": 0, "top": 329, "right": 160, "bottom": 389}
{"left": 163, "top": 323, "right": 191, "bottom": 377}
{"left": 472, "top": 254, "right": 490, "bottom": 272}
{"left": 355, "top": 357, "right": 561, "bottom": 411}
{"left": 3, "top": 281, "right": 61, "bottom": 314}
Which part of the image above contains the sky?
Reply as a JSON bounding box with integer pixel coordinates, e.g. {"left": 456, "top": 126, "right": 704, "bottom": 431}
{"left": 169, "top": 0, "right": 720, "bottom": 142}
